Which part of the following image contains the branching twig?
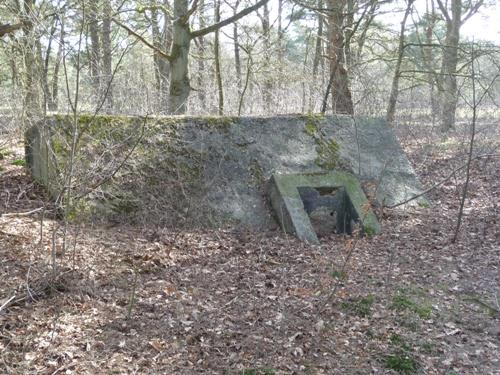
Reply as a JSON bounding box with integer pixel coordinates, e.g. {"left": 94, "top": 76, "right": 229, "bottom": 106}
{"left": 387, "top": 153, "right": 500, "bottom": 209}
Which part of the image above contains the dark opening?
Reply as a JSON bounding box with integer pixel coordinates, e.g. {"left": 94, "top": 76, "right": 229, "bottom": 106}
{"left": 298, "top": 186, "right": 359, "bottom": 237}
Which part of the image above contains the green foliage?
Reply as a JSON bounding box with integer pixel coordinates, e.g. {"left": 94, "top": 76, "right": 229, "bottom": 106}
{"left": 330, "top": 269, "right": 348, "bottom": 280}
{"left": 384, "top": 332, "right": 419, "bottom": 373}
{"left": 389, "top": 334, "right": 412, "bottom": 352}
{"left": 0, "top": 148, "right": 12, "bottom": 159}
{"left": 341, "top": 295, "right": 374, "bottom": 317}
{"left": 384, "top": 354, "right": 418, "bottom": 373}
{"left": 391, "top": 290, "right": 432, "bottom": 319}
{"left": 419, "top": 341, "right": 436, "bottom": 354}
{"left": 364, "top": 224, "right": 376, "bottom": 236}
{"left": 12, "top": 158, "right": 26, "bottom": 167}
{"left": 417, "top": 201, "right": 430, "bottom": 208}
{"left": 240, "top": 368, "right": 275, "bottom": 375}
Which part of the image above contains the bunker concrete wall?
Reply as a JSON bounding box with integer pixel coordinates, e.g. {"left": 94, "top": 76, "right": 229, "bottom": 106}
{"left": 25, "top": 114, "right": 427, "bottom": 228}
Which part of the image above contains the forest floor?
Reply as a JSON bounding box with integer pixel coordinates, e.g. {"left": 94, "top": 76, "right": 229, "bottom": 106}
{"left": 0, "top": 120, "right": 499, "bottom": 375}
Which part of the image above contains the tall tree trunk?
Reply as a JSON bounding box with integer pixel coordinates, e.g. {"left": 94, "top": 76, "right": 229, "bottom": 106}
{"left": 345, "top": 0, "right": 355, "bottom": 67}
{"left": 277, "top": 0, "right": 284, "bottom": 75}
{"left": 37, "top": 39, "right": 49, "bottom": 114}
{"left": 261, "top": 3, "right": 272, "bottom": 112}
{"left": 102, "top": 0, "right": 113, "bottom": 112}
{"left": 326, "top": 0, "right": 353, "bottom": 115}
{"left": 309, "top": 1, "right": 324, "bottom": 111}
{"left": 233, "top": 1, "right": 242, "bottom": 95}
{"left": 425, "top": 0, "right": 439, "bottom": 123}
{"left": 168, "top": 0, "right": 191, "bottom": 114}
{"left": 196, "top": 0, "right": 207, "bottom": 111}
{"left": 21, "top": 0, "right": 42, "bottom": 122}
{"left": 386, "top": 0, "right": 414, "bottom": 124}
{"left": 49, "top": 20, "right": 64, "bottom": 111}
{"left": 439, "top": 0, "right": 461, "bottom": 132}
{"left": 88, "top": 1, "right": 101, "bottom": 101}
{"left": 160, "top": 0, "right": 173, "bottom": 111}
{"left": 214, "top": 0, "right": 224, "bottom": 115}
{"left": 40, "top": 18, "right": 58, "bottom": 113}
{"left": 151, "top": 5, "right": 162, "bottom": 101}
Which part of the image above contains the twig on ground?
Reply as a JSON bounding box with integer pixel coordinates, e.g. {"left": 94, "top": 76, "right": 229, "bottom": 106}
{"left": 1, "top": 207, "right": 44, "bottom": 217}
{"left": 0, "top": 295, "right": 16, "bottom": 314}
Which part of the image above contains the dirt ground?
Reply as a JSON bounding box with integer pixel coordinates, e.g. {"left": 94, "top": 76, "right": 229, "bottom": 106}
{"left": 0, "top": 122, "right": 499, "bottom": 374}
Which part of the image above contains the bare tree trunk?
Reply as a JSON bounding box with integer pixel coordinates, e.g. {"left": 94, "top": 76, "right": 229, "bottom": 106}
{"left": 386, "top": 0, "right": 414, "bottom": 124}
{"left": 326, "top": 0, "right": 353, "bottom": 115}
{"left": 49, "top": 20, "right": 64, "bottom": 111}
{"left": 150, "top": 2, "right": 172, "bottom": 112}
{"left": 161, "top": 0, "right": 173, "bottom": 111}
{"left": 439, "top": 0, "right": 461, "bottom": 132}
{"left": 309, "top": 1, "right": 323, "bottom": 111}
{"left": 37, "top": 39, "right": 49, "bottom": 114}
{"left": 196, "top": 0, "right": 207, "bottom": 111}
{"left": 233, "top": 1, "right": 242, "bottom": 95}
{"left": 214, "top": 0, "right": 224, "bottom": 115}
{"left": 88, "top": 1, "right": 101, "bottom": 101}
{"left": 301, "top": 32, "right": 311, "bottom": 113}
{"left": 277, "top": 0, "right": 284, "bottom": 75}
{"left": 164, "top": 0, "right": 269, "bottom": 114}
{"left": 345, "top": 0, "right": 355, "bottom": 67}
{"left": 151, "top": 5, "right": 162, "bottom": 97}
{"left": 102, "top": 0, "right": 113, "bottom": 112}
{"left": 425, "top": 0, "right": 439, "bottom": 123}
{"left": 21, "top": 0, "right": 42, "bottom": 122}
{"left": 168, "top": 0, "right": 191, "bottom": 114}
{"left": 261, "top": 3, "right": 272, "bottom": 112}
{"left": 452, "top": 43, "right": 477, "bottom": 242}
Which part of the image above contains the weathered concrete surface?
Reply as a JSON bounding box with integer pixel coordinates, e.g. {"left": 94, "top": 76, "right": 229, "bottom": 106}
{"left": 25, "top": 114, "right": 427, "bottom": 228}
{"left": 269, "top": 172, "right": 380, "bottom": 244}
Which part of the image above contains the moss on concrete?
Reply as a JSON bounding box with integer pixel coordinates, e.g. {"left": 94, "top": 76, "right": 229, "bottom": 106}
{"left": 302, "top": 113, "right": 340, "bottom": 170}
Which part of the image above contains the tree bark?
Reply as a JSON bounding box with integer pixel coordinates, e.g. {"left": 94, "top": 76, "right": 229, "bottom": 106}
{"left": 425, "top": 0, "right": 439, "bottom": 123}
{"left": 168, "top": 0, "right": 191, "bottom": 114}
{"left": 0, "top": 23, "right": 23, "bottom": 38}
{"left": 214, "top": 0, "right": 224, "bottom": 115}
{"left": 233, "top": 1, "right": 242, "bottom": 95}
{"left": 309, "top": 0, "right": 324, "bottom": 111}
{"left": 21, "top": 0, "right": 42, "bottom": 122}
{"left": 88, "top": 1, "right": 101, "bottom": 101}
{"left": 261, "top": 3, "right": 272, "bottom": 112}
{"left": 165, "top": 0, "right": 269, "bottom": 114}
{"left": 102, "top": 0, "right": 113, "bottom": 112}
{"left": 438, "top": 0, "right": 461, "bottom": 132}
{"left": 326, "top": 0, "right": 353, "bottom": 115}
{"left": 49, "top": 19, "right": 64, "bottom": 111}
{"left": 196, "top": 0, "right": 207, "bottom": 110}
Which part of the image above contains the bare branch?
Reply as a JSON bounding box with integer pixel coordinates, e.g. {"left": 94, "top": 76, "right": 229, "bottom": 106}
{"left": 0, "top": 23, "right": 23, "bottom": 37}
{"left": 191, "top": 0, "right": 269, "bottom": 38}
{"left": 111, "top": 18, "right": 172, "bottom": 61}
{"left": 435, "top": 0, "right": 451, "bottom": 22}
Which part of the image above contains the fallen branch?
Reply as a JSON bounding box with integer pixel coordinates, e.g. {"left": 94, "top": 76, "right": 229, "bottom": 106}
{"left": 0, "top": 295, "right": 15, "bottom": 314}
{"left": 0, "top": 269, "right": 73, "bottom": 314}
{"left": 1, "top": 207, "right": 45, "bottom": 217}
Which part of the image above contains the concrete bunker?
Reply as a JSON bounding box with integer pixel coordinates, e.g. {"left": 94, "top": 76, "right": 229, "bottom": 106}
{"left": 24, "top": 114, "right": 426, "bottom": 234}
{"left": 269, "top": 172, "right": 380, "bottom": 244}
